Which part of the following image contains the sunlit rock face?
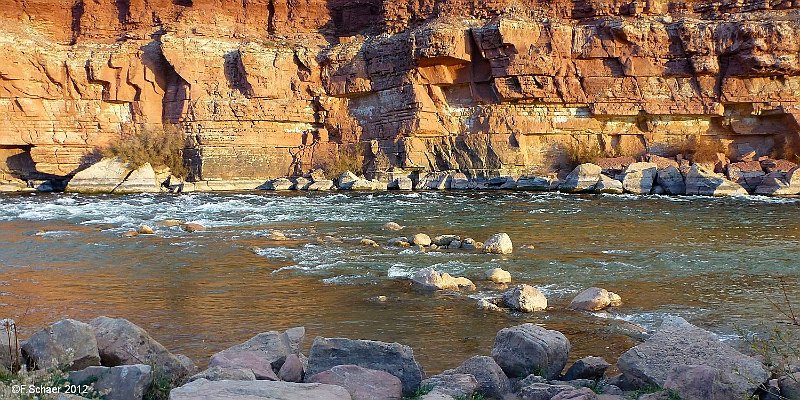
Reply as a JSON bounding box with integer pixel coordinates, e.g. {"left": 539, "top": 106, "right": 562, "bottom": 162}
{"left": 1, "top": 0, "right": 799, "bottom": 182}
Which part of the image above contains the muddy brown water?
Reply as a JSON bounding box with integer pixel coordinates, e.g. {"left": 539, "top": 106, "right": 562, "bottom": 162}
{"left": 0, "top": 191, "right": 798, "bottom": 374}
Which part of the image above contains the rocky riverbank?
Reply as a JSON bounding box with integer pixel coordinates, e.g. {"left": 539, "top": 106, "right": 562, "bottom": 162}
{"left": 4, "top": 153, "right": 800, "bottom": 198}
{"left": 1, "top": 314, "right": 795, "bottom": 400}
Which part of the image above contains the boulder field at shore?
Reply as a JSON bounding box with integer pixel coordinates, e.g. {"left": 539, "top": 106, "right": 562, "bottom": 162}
{"left": 10, "top": 156, "right": 800, "bottom": 199}
{"left": 1, "top": 315, "right": 787, "bottom": 400}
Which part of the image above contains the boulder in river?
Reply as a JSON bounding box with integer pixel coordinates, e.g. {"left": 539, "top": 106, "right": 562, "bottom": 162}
{"left": 568, "top": 287, "right": 621, "bottom": 311}
{"left": 411, "top": 268, "right": 475, "bottom": 291}
{"left": 594, "top": 175, "right": 623, "bottom": 194}
{"left": 114, "top": 163, "right": 161, "bottom": 194}
{"left": 382, "top": 222, "right": 404, "bottom": 231}
{"left": 617, "top": 316, "right": 768, "bottom": 398}
{"left": 685, "top": 165, "right": 748, "bottom": 196}
{"left": 65, "top": 158, "right": 131, "bottom": 194}
{"left": 69, "top": 364, "right": 153, "bottom": 400}
{"left": 656, "top": 166, "right": 686, "bottom": 195}
{"left": 181, "top": 223, "right": 205, "bottom": 233}
{"left": 622, "top": 162, "right": 658, "bottom": 194}
{"left": 755, "top": 168, "right": 800, "bottom": 196}
{"left": 559, "top": 163, "right": 602, "bottom": 193}
{"left": 483, "top": 233, "right": 513, "bottom": 254}
{"left": 265, "top": 178, "right": 294, "bottom": 191}
{"left": 169, "top": 379, "right": 351, "bottom": 400}
{"left": 411, "top": 233, "right": 432, "bottom": 246}
{"left": 307, "top": 364, "right": 403, "bottom": 400}
{"left": 22, "top": 319, "right": 100, "bottom": 371}
{"left": 306, "top": 337, "right": 424, "bottom": 396}
{"left": 484, "top": 267, "right": 512, "bottom": 284}
{"left": 90, "top": 317, "right": 194, "bottom": 379}
{"left": 137, "top": 225, "right": 155, "bottom": 235}
{"left": 502, "top": 284, "right": 547, "bottom": 312}
{"left": 491, "top": 323, "right": 571, "bottom": 379}
{"left": 517, "top": 176, "right": 559, "bottom": 191}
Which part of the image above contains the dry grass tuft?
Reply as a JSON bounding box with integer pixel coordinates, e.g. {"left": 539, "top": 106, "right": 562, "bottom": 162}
{"left": 103, "top": 125, "right": 188, "bottom": 178}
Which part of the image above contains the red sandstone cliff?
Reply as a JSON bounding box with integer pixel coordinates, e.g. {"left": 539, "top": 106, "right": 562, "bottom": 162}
{"left": 1, "top": 0, "right": 799, "bottom": 184}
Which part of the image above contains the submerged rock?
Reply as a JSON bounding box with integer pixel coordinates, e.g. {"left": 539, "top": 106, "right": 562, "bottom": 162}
{"left": 22, "top": 319, "right": 100, "bottom": 371}
{"left": 382, "top": 222, "right": 404, "bottom": 231}
{"left": 137, "top": 225, "right": 155, "bottom": 235}
{"left": 307, "top": 364, "right": 403, "bottom": 400}
{"left": 169, "top": 379, "right": 351, "bottom": 400}
{"left": 617, "top": 316, "right": 768, "bottom": 398}
{"left": 491, "top": 323, "right": 570, "bottom": 380}
{"left": 306, "top": 337, "right": 424, "bottom": 396}
{"left": 181, "top": 223, "right": 205, "bottom": 233}
{"left": 502, "top": 284, "right": 547, "bottom": 312}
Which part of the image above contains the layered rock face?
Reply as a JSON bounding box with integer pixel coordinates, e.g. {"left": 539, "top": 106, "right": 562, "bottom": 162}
{"left": 1, "top": 0, "right": 799, "bottom": 185}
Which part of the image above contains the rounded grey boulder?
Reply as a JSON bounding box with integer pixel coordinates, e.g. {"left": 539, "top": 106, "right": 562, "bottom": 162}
{"left": 491, "top": 323, "right": 571, "bottom": 380}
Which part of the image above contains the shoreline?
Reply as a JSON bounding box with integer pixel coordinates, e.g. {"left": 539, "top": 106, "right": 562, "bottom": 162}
{"left": 1, "top": 313, "right": 793, "bottom": 400}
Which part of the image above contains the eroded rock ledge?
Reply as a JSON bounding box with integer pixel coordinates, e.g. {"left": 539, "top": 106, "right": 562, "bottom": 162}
{"left": 1, "top": 1, "right": 800, "bottom": 191}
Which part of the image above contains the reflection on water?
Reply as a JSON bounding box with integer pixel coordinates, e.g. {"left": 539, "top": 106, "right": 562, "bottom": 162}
{"left": 0, "top": 191, "right": 798, "bottom": 373}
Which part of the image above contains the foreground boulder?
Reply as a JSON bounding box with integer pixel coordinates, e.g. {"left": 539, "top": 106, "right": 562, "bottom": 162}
{"left": 617, "top": 316, "right": 768, "bottom": 398}
{"left": 189, "top": 366, "right": 256, "bottom": 382}
{"left": 90, "top": 317, "right": 194, "bottom": 379}
{"left": 169, "top": 379, "right": 352, "bottom": 400}
{"left": 444, "top": 355, "right": 511, "bottom": 399}
{"left": 421, "top": 373, "right": 479, "bottom": 398}
{"left": 209, "top": 327, "right": 304, "bottom": 380}
{"left": 518, "top": 382, "right": 576, "bottom": 400}
{"left": 492, "top": 323, "right": 571, "bottom": 379}
{"left": 307, "top": 364, "right": 402, "bottom": 400}
{"left": 69, "top": 364, "right": 153, "bottom": 400}
{"left": 563, "top": 356, "right": 611, "bottom": 381}
{"left": 594, "top": 175, "right": 623, "bottom": 194}
{"left": 483, "top": 233, "right": 513, "bottom": 254}
{"left": 568, "top": 287, "right": 621, "bottom": 311}
{"left": 307, "top": 337, "right": 424, "bottom": 396}
{"left": 502, "top": 284, "right": 547, "bottom": 312}
{"left": 662, "top": 364, "right": 739, "bottom": 400}
{"left": 754, "top": 168, "right": 800, "bottom": 196}
{"left": 560, "top": 163, "right": 602, "bottom": 193}
{"left": 22, "top": 319, "right": 100, "bottom": 371}
{"left": 685, "top": 165, "right": 748, "bottom": 196}
{"left": 411, "top": 268, "right": 475, "bottom": 291}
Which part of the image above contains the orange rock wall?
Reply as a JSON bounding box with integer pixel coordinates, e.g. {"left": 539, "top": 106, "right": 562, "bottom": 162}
{"left": 1, "top": 0, "right": 799, "bottom": 181}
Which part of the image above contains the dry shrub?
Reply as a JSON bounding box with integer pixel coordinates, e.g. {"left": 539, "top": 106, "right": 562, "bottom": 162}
{"left": 678, "top": 136, "right": 728, "bottom": 163}
{"left": 103, "top": 125, "right": 188, "bottom": 178}
{"left": 564, "top": 140, "right": 604, "bottom": 169}
{"left": 317, "top": 143, "right": 364, "bottom": 178}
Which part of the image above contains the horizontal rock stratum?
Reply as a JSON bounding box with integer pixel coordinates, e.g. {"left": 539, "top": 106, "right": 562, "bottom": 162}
{"left": 1, "top": 0, "right": 799, "bottom": 186}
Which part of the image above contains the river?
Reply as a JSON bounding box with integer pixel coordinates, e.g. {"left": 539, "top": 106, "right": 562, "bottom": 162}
{"left": 0, "top": 191, "right": 798, "bottom": 373}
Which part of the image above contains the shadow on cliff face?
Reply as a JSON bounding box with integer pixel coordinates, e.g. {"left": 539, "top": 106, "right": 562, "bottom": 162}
{"left": 325, "top": 0, "right": 386, "bottom": 37}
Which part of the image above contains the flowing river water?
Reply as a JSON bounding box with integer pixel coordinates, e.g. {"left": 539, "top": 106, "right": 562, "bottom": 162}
{"left": 0, "top": 191, "right": 798, "bottom": 374}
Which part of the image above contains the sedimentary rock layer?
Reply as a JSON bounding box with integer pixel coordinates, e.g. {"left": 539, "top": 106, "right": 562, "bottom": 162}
{"left": 1, "top": 0, "right": 799, "bottom": 183}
